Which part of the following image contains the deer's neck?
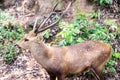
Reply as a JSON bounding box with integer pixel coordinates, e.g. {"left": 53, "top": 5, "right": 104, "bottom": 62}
{"left": 29, "top": 42, "right": 51, "bottom": 68}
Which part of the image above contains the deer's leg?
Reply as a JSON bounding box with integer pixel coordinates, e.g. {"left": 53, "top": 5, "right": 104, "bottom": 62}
{"left": 49, "top": 73, "right": 56, "bottom": 80}
{"left": 58, "top": 75, "right": 62, "bottom": 80}
{"left": 91, "top": 67, "right": 104, "bottom": 80}
{"left": 57, "top": 74, "right": 65, "bottom": 80}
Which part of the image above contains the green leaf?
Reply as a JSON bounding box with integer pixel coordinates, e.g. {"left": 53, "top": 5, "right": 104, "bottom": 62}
{"left": 43, "top": 29, "right": 51, "bottom": 39}
{"left": 109, "top": 67, "right": 116, "bottom": 73}
{"left": 104, "top": 19, "right": 116, "bottom": 25}
{"left": 77, "top": 37, "right": 84, "bottom": 42}
{"left": 113, "top": 52, "right": 120, "bottom": 59}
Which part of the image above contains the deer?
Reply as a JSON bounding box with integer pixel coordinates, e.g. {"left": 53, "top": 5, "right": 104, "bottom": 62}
{"left": 16, "top": 1, "right": 112, "bottom": 80}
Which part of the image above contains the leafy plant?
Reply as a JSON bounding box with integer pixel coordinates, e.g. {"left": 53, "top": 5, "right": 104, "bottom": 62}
{"left": 88, "top": 23, "right": 115, "bottom": 43}
{"left": 57, "top": 22, "right": 80, "bottom": 46}
{"left": 91, "top": 11, "right": 101, "bottom": 19}
{"left": 103, "top": 52, "right": 120, "bottom": 73}
{"left": 113, "top": 52, "right": 120, "bottom": 59}
{"left": 57, "top": 14, "right": 88, "bottom": 46}
{"left": 57, "top": 14, "right": 115, "bottom": 45}
{"left": 94, "top": 0, "right": 113, "bottom": 6}
{"left": 2, "top": 45, "right": 20, "bottom": 63}
{"left": 104, "top": 19, "right": 116, "bottom": 25}
{"left": 43, "top": 29, "right": 52, "bottom": 39}
{"left": 0, "top": 10, "right": 25, "bottom": 63}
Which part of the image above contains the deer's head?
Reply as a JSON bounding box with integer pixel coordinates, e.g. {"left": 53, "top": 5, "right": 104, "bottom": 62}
{"left": 16, "top": 31, "right": 43, "bottom": 50}
{"left": 16, "top": 1, "right": 73, "bottom": 50}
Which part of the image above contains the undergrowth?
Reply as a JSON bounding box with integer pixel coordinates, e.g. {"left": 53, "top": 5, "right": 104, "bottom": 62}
{"left": 0, "top": 10, "right": 25, "bottom": 63}
{"left": 94, "top": 0, "right": 113, "bottom": 6}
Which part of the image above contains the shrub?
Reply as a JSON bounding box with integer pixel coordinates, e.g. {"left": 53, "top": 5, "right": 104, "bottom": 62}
{"left": 94, "top": 0, "right": 113, "bottom": 6}
{"left": 0, "top": 10, "right": 25, "bottom": 63}
{"left": 56, "top": 14, "right": 115, "bottom": 45}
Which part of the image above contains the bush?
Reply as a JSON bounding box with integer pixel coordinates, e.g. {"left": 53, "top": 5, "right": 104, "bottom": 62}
{"left": 56, "top": 14, "right": 115, "bottom": 45}
{"left": 94, "top": 0, "right": 113, "bottom": 6}
{"left": 0, "top": 10, "right": 25, "bottom": 63}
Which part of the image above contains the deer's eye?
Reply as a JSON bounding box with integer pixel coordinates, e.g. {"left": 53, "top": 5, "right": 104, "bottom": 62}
{"left": 24, "top": 38, "right": 29, "bottom": 41}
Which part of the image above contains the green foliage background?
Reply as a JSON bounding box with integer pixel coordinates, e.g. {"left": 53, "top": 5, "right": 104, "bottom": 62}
{"left": 94, "top": 0, "right": 113, "bottom": 6}
{"left": 0, "top": 10, "right": 25, "bottom": 63}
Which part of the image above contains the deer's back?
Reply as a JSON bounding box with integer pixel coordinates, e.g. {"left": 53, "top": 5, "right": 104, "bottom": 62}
{"left": 62, "top": 40, "right": 112, "bottom": 74}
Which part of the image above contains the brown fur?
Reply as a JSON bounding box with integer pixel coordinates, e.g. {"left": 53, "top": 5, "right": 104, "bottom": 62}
{"left": 16, "top": 31, "right": 112, "bottom": 80}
